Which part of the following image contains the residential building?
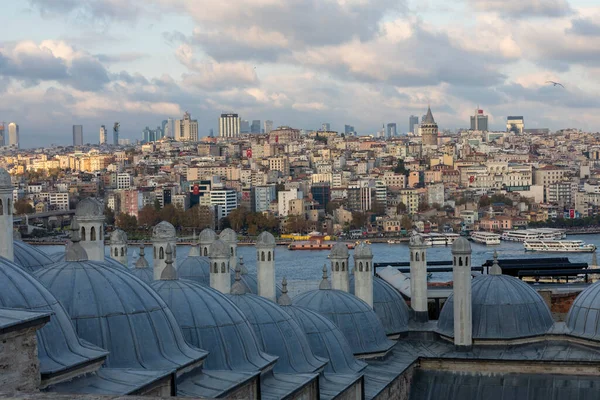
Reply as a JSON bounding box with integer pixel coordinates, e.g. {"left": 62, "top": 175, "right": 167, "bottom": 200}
{"left": 470, "top": 109, "right": 488, "bottom": 131}
{"left": 278, "top": 188, "right": 301, "bottom": 217}
{"left": 219, "top": 113, "right": 240, "bottom": 138}
{"left": 507, "top": 116, "right": 524, "bottom": 134}
{"left": 210, "top": 188, "right": 238, "bottom": 220}
{"left": 264, "top": 120, "right": 273, "bottom": 134}
{"left": 311, "top": 183, "right": 330, "bottom": 210}
{"left": 175, "top": 112, "right": 199, "bottom": 141}
{"left": 252, "top": 185, "right": 276, "bottom": 213}
{"left": 116, "top": 173, "right": 132, "bottom": 190}
{"left": 8, "top": 122, "right": 18, "bottom": 148}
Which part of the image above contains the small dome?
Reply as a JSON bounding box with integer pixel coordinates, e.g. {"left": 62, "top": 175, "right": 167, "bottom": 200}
{"left": 349, "top": 276, "right": 410, "bottom": 336}
{"left": 13, "top": 240, "right": 55, "bottom": 273}
{"left": 452, "top": 237, "right": 471, "bottom": 253}
{"left": 209, "top": 239, "right": 229, "bottom": 258}
{"left": 219, "top": 228, "right": 237, "bottom": 244}
{"left": 293, "top": 289, "right": 395, "bottom": 356}
{"left": 110, "top": 229, "right": 127, "bottom": 244}
{"left": 329, "top": 242, "right": 349, "bottom": 258}
{"left": 227, "top": 293, "right": 327, "bottom": 374}
{"left": 256, "top": 231, "right": 276, "bottom": 247}
{"left": 129, "top": 265, "right": 153, "bottom": 284}
{"left": 152, "top": 279, "right": 277, "bottom": 372}
{"left": 567, "top": 281, "right": 600, "bottom": 340}
{"left": 353, "top": 241, "right": 372, "bottom": 259}
{"left": 437, "top": 274, "right": 553, "bottom": 339}
{"left": 409, "top": 234, "right": 424, "bottom": 247}
{"left": 152, "top": 221, "right": 176, "bottom": 240}
{"left": 75, "top": 198, "right": 104, "bottom": 219}
{"left": 0, "top": 168, "right": 12, "bottom": 188}
{"left": 199, "top": 228, "right": 217, "bottom": 244}
{"left": 0, "top": 257, "right": 107, "bottom": 378}
{"left": 35, "top": 260, "right": 207, "bottom": 370}
{"left": 177, "top": 256, "right": 211, "bottom": 285}
{"left": 49, "top": 252, "right": 128, "bottom": 270}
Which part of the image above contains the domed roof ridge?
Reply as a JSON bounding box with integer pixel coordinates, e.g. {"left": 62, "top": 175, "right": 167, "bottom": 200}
{"left": 219, "top": 228, "right": 237, "bottom": 244}
{"left": 199, "top": 228, "right": 217, "bottom": 244}
{"left": 13, "top": 240, "right": 55, "bottom": 273}
{"left": 75, "top": 198, "right": 104, "bottom": 219}
{"left": 353, "top": 241, "right": 372, "bottom": 259}
{"left": 0, "top": 168, "right": 12, "bottom": 189}
{"left": 567, "top": 280, "right": 600, "bottom": 340}
{"left": 438, "top": 274, "right": 553, "bottom": 339}
{"left": 256, "top": 231, "right": 276, "bottom": 247}
{"left": 329, "top": 242, "right": 349, "bottom": 258}
{"left": 209, "top": 239, "right": 229, "bottom": 258}
{"left": 452, "top": 237, "right": 471, "bottom": 253}
{"left": 152, "top": 221, "right": 176, "bottom": 240}
{"left": 110, "top": 229, "right": 127, "bottom": 244}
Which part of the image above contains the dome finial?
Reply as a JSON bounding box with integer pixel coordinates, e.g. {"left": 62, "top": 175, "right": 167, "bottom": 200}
{"left": 319, "top": 264, "right": 331, "bottom": 290}
{"left": 135, "top": 244, "right": 149, "bottom": 269}
{"left": 490, "top": 250, "right": 502, "bottom": 275}
{"left": 239, "top": 256, "right": 248, "bottom": 274}
{"left": 65, "top": 218, "right": 88, "bottom": 262}
{"left": 230, "top": 263, "right": 246, "bottom": 295}
{"left": 277, "top": 277, "right": 292, "bottom": 306}
{"left": 160, "top": 244, "right": 178, "bottom": 280}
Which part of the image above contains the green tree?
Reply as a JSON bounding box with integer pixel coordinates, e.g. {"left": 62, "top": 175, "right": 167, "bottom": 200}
{"left": 116, "top": 213, "right": 138, "bottom": 233}
{"left": 14, "top": 199, "right": 34, "bottom": 215}
{"left": 138, "top": 205, "right": 160, "bottom": 226}
{"left": 284, "top": 215, "right": 308, "bottom": 234}
{"left": 401, "top": 215, "right": 413, "bottom": 231}
{"left": 104, "top": 206, "right": 116, "bottom": 225}
{"left": 394, "top": 159, "right": 408, "bottom": 175}
{"left": 350, "top": 212, "right": 368, "bottom": 230}
{"left": 228, "top": 207, "right": 249, "bottom": 232}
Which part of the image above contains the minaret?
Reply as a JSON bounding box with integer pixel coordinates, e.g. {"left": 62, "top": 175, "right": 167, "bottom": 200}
{"left": 353, "top": 241, "right": 374, "bottom": 307}
{"left": 152, "top": 221, "right": 177, "bottom": 281}
{"left": 409, "top": 233, "right": 428, "bottom": 322}
{"left": 219, "top": 228, "right": 238, "bottom": 270}
{"left": 209, "top": 239, "right": 231, "bottom": 294}
{"left": 199, "top": 228, "right": 216, "bottom": 257}
{"left": 451, "top": 237, "right": 472, "bottom": 350}
{"left": 329, "top": 242, "right": 350, "bottom": 292}
{"left": 256, "top": 231, "right": 276, "bottom": 301}
{"left": 0, "top": 168, "right": 14, "bottom": 261}
{"left": 74, "top": 198, "right": 105, "bottom": 261}
{"left": 109, "top": 229, "right": 128, "bottom": 266}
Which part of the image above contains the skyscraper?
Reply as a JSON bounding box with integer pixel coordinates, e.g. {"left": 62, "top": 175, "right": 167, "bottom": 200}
{"left": 72, "top": 125, "right": 83, "bottom": 146}
{"left": 8, "top": 122, "right": 19, "bottom": 148}
{"left": 321, "top": 123, "right": 331, "bottom": 131}
{"left": 264, "top": 120, "right": 273, "bottom": 134}
{"left": 113, "top": 122, "right": 120, "bottom": 145}
{"left": 0, "top": 123, "right": 5, "bottom": 147}
{"left": 175, "top": 112, "right": 199, "bottom": 141}
{"left": 161, "top": 120, "right": 168, "bottom": 137}
{"left": 99, "top": 125, "right": 107, "bottom": 144}
{"left": 470, "top": 109, "right": 488, "bottom": 131}
{"left": 240, "top": 120, "right": 250, "bottom": 133}
{"left": 163, "top": 118, "right": 174, "bottom": 138}
{"left": 386, "top": 123, "right": 397, "bottom": 138}
{"left": 409, "top": 115, "right": 419, "bottom": 135}
{"left": 344, "top": 125, "right": 355, "bottom": 135}
{"left": 219, "top": 113, "right": 240, "bottom": 138}
{"left": 251, "top": 120, "right": 261, "bottom": 134}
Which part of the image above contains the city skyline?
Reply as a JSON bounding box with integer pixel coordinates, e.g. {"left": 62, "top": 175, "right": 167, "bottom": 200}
{"left": 1, "top": 1, "right": 600, "bottom": 148}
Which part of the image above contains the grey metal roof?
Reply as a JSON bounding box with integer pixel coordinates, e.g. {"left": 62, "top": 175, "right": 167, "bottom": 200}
{"left": 353, "top": 241, "right": 373, "bottom": 258}
{"left": 177, "top": 255, "right": 211, "bottom": 284}
{"left": 219, "top": 228, "right": 237, "bottom": 244}
{"left": 452, "top": 236, "right": 471, "bottom": 253}
{"left": 50, "top": 251, "right": 128, "bottom": 270}
{"left": 34, "top": 260, "right": 208, "bottom": 370}
{"left": 422, "top": 106, "right": 436, "bottom": 125}
{"left": 75, "top": 198, "right": 104, "bottom": 219}
{"left": 0, "top": 308, "right": 50, "bottom": 335}
{"left": 128, "top": 265, "right": 153, "bottom": 284}
{"left": 281, "top": 305, "right": 367, "bottom": 374}
{"left": 567, "top": 280, "right": 600, "bottom": 340}
{"left": 349, "top": 275, "right": 410, "bottom": 336}
{"left": 293, "top": 289, "right": 395, "bottom": 356}
{"left": 0, "top": 257, "right": 107, "bottom": 378}
{"left": 13, "top": 240, "right": 55, "bottom": 273}
{"left": 134, "top": 245, "right": 149, "bottom": 268}
{"left": 226, "top": 292, "right": 328, "bottom": 374}
{"left": 152, "top": 221, "right": 176, "bottom": 239}
{"left": 199, "top": 228, "right": 217, "bottom": 244}
{"left": 437, "top": 274, "right": 553, "bottom": 340}
{"left": 151, "top": 278, "right": 277, "bottom": 372}
{"left": 260, "top": 371, "right": 320, "bottom": 400}
{"left": 329, "top": 242, "right": 349, "bottom": 258}
{"left": 178, "top": 369, "right": 259, "bottom": 398}
{"left": 230, "top": 271, "right": 283, "bottom": 298}
{"left": 256, "top": 231, "right": 276, "bottom": 247}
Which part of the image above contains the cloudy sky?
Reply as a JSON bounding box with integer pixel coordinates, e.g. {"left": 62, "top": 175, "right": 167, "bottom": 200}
{"left": 1, "top": 0, "right": 600, "bottom": 147}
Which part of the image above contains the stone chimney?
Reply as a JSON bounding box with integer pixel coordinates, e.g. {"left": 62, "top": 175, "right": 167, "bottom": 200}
{"left": 451, "top": 237, "right": 472, "bottom": 350}
{"left": 152, "top": 221, "right": 177, "bottom": 281}
{"left": 109, "top": 229, "right": 128, "bottom": 266}
{"left": 0, "top": 168, "right": 14, "bottom": 261}
{"left": 209, "top": 239, "right": 231, "bottom": 294}
{"left": 329, "top": 243, "right": 350, "bottom": 292}
{"left": 256, "top": 231, "right": 276, "bottom": 301}
{"left": 409, "top": 233, "right": 428, "bottom": 322}
{"left": 353, "top": 241, "right": 373, "bottom": 307}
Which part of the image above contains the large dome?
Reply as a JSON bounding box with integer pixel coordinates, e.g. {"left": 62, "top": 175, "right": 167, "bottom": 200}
{"left": 13, "top": 240, "right": 55, "bottom": 273}
{"left": 152, "top": 279, "right": 277, "bottom": 372}
{"left": 177, "top": 255, "right": 211, "bottom": 284}
{"left": 226, "top": 292, "right": 327, "bottom": 374}
{"left": 0, "top": 257, "right": 107, "bottom": 379}
{"left": 349, "top": 275, "right": 410, "bottom": 337}
{"left": 438, "top": 274, "right": 553, "bottom": 339}
{"left": 50, "top": 251, "right": 128, "bottom": 270}
{"left": 75, "top": 198, "right": 104, "bottom": 219}
{"left": 34, "top": 260, "right": 207, "bottom": 370}
{"left": 293, "top": 288, "right": 395, "bottom": 357}
{"left": 152, "top": 221, "right": 176, "bottom": 240}
{"left": 567, "top": 281, "right": 600, "bottom": 340}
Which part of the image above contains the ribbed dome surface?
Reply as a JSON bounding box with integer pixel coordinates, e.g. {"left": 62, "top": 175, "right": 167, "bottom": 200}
{"left": 35, "top": 260, "right": 207, "bottom": 370}
{"left": 177, "top": 255, "right": 211, "bottom": 284}
{"left": 13, "top": 240, "right": 55, "bottom": 273}
{"left": 437, "top": 274, "right": 553, "bottom": 339}
{"left": 567, "top": 281, "right": 600, "bottom": 340}
{"left": 0, "top": 257, "right": 107, "bottom": 377}
{"left": 282, "top": 305, "right": 367, "bottom": 374}
{"left": 50, "top": 251, "right": 128, "bottom": 270}
{"left": 227, "top": 293, "right": 327, "bottom": 374}
{"left": 152, "top": 221, "right": 176, "bottom": 239}
{"left": 152, "top": 279, "right": 277, "bottom": 371}
{"left": 349, "top": 275, "right": 410, "bottom": 336}
{"left": 75, "top": 198, "right": 104, "bottom": 218}
{"left": 293, "top": 289, "right": 395, "bottom": 356}
{"left": 129, "top": 265, "right": 153, "bottom": 284}
{"left": 219, "top": 228, "right": 237, "bottom": 244}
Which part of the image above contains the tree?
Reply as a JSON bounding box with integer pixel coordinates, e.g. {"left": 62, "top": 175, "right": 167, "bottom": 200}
{"left": 116, "top": 213, "right": 138, "bottom": 233}
{"left": 326, "top": 200, "right": 344, "bottom": 216}
{"left": 138, "top": 205, "right": 160, "bottom": 227}
{"left": 394, "top": 159, "right": 408, "bottom": 175}
{"left": 228, "top": 207, "right": 248, "bottom": 232}
{"left": 14, "top": 199, "right": 34, "bottom": 215}
{"left": 401, "top": 215, "right": 413, "bottom": 231}
{"left": 104, "top": 206, "right": 115, "bottom": 225}
{"left": 397, "top": 202, "right": 407, "bottom": 213}
{"left": 350, "top": 212, "right": 368, "bottom": 230}
{"left": 284, "top": 215, "right": 308, "bottom": 234}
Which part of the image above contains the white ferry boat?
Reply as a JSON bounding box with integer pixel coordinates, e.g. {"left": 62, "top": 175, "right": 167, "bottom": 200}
{"left": 470, "top": 231, "right": 501, "bottom": 245}
{"left": 502, "top": 228, "right": 567, "bottom": 242}
{"left": 420, "top": 233, "right": 459, "bottom": 246}
{"left": 523, "top": 240, "right": 596, "bottom": 253}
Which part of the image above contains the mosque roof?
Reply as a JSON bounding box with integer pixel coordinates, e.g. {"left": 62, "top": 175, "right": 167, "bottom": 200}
{"left": 75, "top": 198, "right": 104, "bottom": 219}
{"left": 0, "top": 168, "right": 11, "bottom": 188}
{"left": 49, "top": 251, "right": 128, "bottom": 270}
{"left": 177, "top": 255, "right": 211, "bottom": 284}
{"left": 209, "top": 239, "right": 230, "bottom": 259}
{"left": 152, "top": 221, "right": 176, "bottom": 240}
{"left": 451, "top": 237, "right": 471, "bottom": 253}
{"left": 109, "top": 229, "right": 127, "bottom": 244}
{"left": 256, "top": 231, "right": 276, "bottom": 247}
{"left": 567, "top": 280, "right": 600, "bottom": 340}
{"left": 13, "top": 240, "right": 55, "bottom": 273}
{"left": 199, "top": 228, "right": 217, "bottom": 244}
{"left": 329, "top": 242, "right": 349, "bottom": 258}
{"left": 353, "top": 241, "right": 372, "bottom": 259}
{"left": 219, "top": 228, "right": 237, "bottom": 244}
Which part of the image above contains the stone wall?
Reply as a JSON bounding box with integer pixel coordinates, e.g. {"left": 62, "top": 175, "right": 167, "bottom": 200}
{"left": 538, "top": 290, "right": 579, "bottom": 322}
{"left": 224, "top": 376, "right": 259, "bottom": 400}
{"left": 374, "top": 362, "right": 417, "bottom": 400}
{"left": 286, "top": 378, "right": 319, "bottom": 400}
{"left": 0, "top": 328, "right": 40, "bottom": 392}
{"left": 330, "top": 378, "right": 363, "bottom": 400}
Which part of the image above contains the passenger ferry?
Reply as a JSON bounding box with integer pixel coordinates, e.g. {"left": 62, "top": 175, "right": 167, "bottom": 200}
{"left": 524, "top": 240, "right": 596, "bottom": 253}
{"left": 288, "top": 237, "right": 356, "bottom": 250}
{"left": 501, "top": 228, "right": 566, "bottom": 242}
{"left": 470, "top": 231, "right": 501, "bottom": 245}
{"left": 419, "top": 233, "right": 459, "bottom": 246}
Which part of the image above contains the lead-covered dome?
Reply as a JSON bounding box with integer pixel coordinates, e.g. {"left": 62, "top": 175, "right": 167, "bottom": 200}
{"left": 177, "top": 254, "right": 211, "bottom": 284}
{"left": 452, "top": 236, "right": 471, "bottom": 253}
{"left": 199, "top": 228, "right": 217, "bottom": 244}
{"left": 0, "top": 168, "right": 12, "bottom": 188}
{"left": 152, "top": 279, "right": 277, "bottom": 372}
{"left": 75, "top": 198, "right": 104, "bottom": 219}
{"left": 353, "top": 241, "right": 372, "bottom": 258}
{"left": 35, "top": 260, "right": 208, "bottom": 370}
{"left": 152, "top": 221, "right": 176, "bottom": 240}
{"left": 329, "top": 242, "right": 349, "bottom": 258}
{"left": 567, "top": 281, "right": 600, "bottom": 340}
{"left": 49, "top": 251, "right": 128, "bottom": 270}
{"left": 0, "top": 257, "right": 107, "bottom": 379}
{"left": 219, "top": 228, "right": 237, "bottom": 244}
{"left": 438, "top": 274, "right": 553, "bottom": 339}
{"left": 293, "top": 288, "right": 395, "bottom": 356}
{"left": 349, "top": 275, "right": 410, "bottom": 336}
{"left": 209, "top": 239, "right": 229, "bottom": 258}
{"left": 13, "top": 240, "right": 55, "bottom": 273}
{"left": 256, "top": 231, "right": 276, "bottom": 247}
{"left": 110, "top": 229, "right": 127, "bottom": 244}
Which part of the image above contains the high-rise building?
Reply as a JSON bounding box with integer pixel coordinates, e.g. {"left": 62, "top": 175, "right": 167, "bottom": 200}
{"left": 507, "top": 116, "right": 524, "bottom": 134}
{"left": 421, "top": 107, "right": 438, "bottom": 146}
{"left": 161, "top": 120, "right": 168, "bottom": 137}
{"left": 311, "top": 183, "right": 331, "bottom": 210}
{"left": 219, "top": 113, "right": 240, "bottom": 138}
{"left": 409, "top": 115, "right": 419, "bottom": 135}
{"left": 163, "top": 118, "right": 174, "bottom": 138}
{"left": 321, "top": 123, "right": 331, "bottom": 131}
{"left": 175, "top": 112, "right": 199, "bottom": 141}
{"left": 0, "top": 123, "right": 6, "bottom": 147}
{"left": 470, "top": 109, "right": 489, "bottom": 131}
{"left": 240, "top": 120, "right": 250, "bottom": 133}
{"left": 99, "top": 125, "right": 107, "bottom": 144}
{"left": 72, "top": 125, "right": 83, "bottom": 146}
{"left": 264, "top": 120, "right": 273, "bottom": 134}
{"left": 113, "top": 122, "right": 120, "bottom": 145}
{"left": 251, "top": 120, "right": 261, "bottom": 134}
{"left": 386, "top": 123, "right": 397, "bottom": 138}
{"left": 8, "top": 122, "right": 19, "bottom": 149}
{"left": 344, "top": 125, "right": 355, "bottom": 135}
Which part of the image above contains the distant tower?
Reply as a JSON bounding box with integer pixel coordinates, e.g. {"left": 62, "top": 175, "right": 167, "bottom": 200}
{"left": 329, "top": 243, "right": 350, "bottom": 292}
{"left": 219, "top": 228, "right": 238, "bottom": 270}
{"left": 409, "top": 234, "right": 428, "bottom": 322}
{"left": 74, "top": 198, "right": 105, "bottom": 262}
{"left": 7, "top": 122, "right": 19, "bottom": 148}
{"left": 209, "top": 239, "right": 231, "bottom": 294}
{"left": 256, "top": 231, "right": 276, "bottom": 301}
{"left": 421, "top": 107, "right": 438, "bottom": 146}
{"left": 452, "top": 237, "right": 472, "bottom": 350}
{"left": 109, "top": 229, "right": 128, "bottom": 266}
{"left": 199, "top": 228, "right": 216, "bottom": 257}
{"left": 99, "top": 125, "right": 107, "bottom": 144}
{"left": 353, "top": 241, "right": 373, "bottom": 307}
{"left": 152, "top": 221, "right": 177, "bottom": 280}
{"left": 113, "top": 122, "right": 120, "bottom": 145}
{"left": 0, "top": 169, "right": 14, "bottom": 261}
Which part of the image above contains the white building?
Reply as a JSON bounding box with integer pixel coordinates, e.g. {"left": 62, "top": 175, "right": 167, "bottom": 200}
{"left": 116, "top": 173, "right": 132, "bottom": 190}
{"left": 427, "top": 183, "right": 445, "bottom": 206}
{"left": 210, "top": 189, "right": 238, "bottom": 221}
{"left": 8, "top": 122, "right": 18, "bottom": 148}
{"left": 99, "top": 125, "right": 107, "bottom": 144}
{"left": 278, "top": 188, "right": 301, "bottom": 217}
{"left": 175, "top": 112, "right": 199, "bottom": 142}
{"left": 219, "top": 113, "right": 240, "bottom": 138}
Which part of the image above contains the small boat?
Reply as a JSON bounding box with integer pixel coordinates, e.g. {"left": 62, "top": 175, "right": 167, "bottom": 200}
{"left": 470, "top": 231, "right": 501, "bottom": 245}
{"left": 387, "top": 239, "right": 402, "bottom": 244}
{"left": 524, "top": 240, "right": 596, "bottom": 253}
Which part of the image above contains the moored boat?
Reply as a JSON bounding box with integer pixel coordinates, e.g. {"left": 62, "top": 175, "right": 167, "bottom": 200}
{"left": 523, "top": 240, "right": 596, "bottom": 253}
{"left": 470, "top": 231, "right": 501, "bottom": 245}
{"left": 288, "top": 236, "right": 355, "bottom": 250}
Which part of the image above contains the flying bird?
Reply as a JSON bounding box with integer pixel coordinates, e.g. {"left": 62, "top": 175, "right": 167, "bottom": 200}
{"left": 545, "top": 81, "right": 565, "bottom": 88}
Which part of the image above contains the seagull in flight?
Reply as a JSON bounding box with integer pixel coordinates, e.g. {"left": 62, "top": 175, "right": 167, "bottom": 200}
{"left": 545, "top": 81, "right": 565, "bottom": 88}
